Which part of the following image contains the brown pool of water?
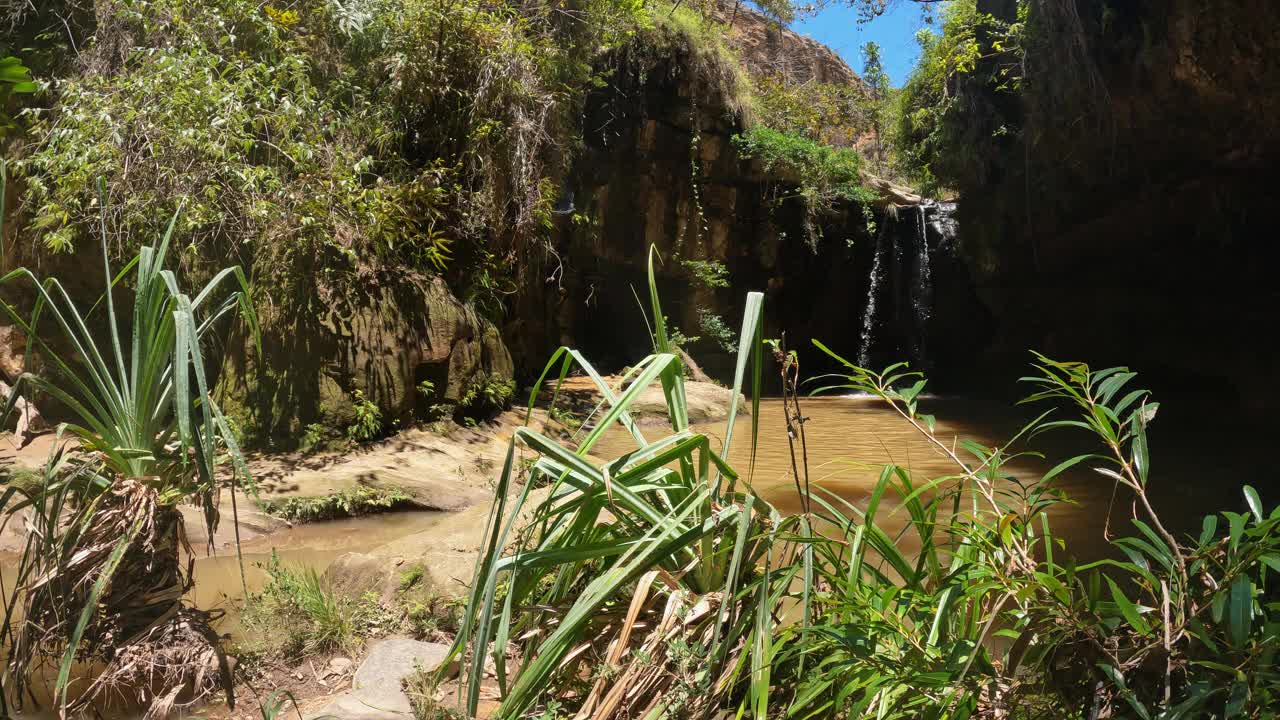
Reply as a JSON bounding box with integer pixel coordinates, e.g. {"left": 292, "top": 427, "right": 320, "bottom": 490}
{"left": 587, "top": 395, "right": 1201, "bottom": 561}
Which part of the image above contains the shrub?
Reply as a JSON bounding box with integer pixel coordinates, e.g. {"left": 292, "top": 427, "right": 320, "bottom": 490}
{"left": 346, "top": 390, "right": 384, "bottom": 442}
{"left": 681, "top": 258, "right": 731, "bottom": 289}
{"left": 733, "top": 126, "right": 877, "bottom": 248}
{"left": 696, "top": 306, "right": 737, "bottom": 353}
{"left": 750, "top": 73, "right": 870, "bottom": 150}
{"left": 300, "top": 422, "right": 329, "bottom": 453}
{"left": 457, "top": 372, "right": 515, "bottom": 418}
{"left": 786, "top": 345, "right": 1280, "bottom": 718}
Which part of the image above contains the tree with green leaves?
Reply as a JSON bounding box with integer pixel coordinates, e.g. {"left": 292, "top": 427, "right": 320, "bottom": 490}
{"left": 861, "top": 41, "right": 891, "bottom": 172}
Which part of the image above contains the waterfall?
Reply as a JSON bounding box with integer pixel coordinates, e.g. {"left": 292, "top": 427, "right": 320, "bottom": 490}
{"left": 911, "top": 204, "right": 933, "bottom": 361}
{"left": 857, "top": 202, "right": 955, "bottom": 370}
{"left": 857, "top": 224, "right": 887, "bottom": 368}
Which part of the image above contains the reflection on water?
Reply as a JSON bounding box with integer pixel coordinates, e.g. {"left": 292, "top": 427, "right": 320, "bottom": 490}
{"left": 588, "top": 395, "right": 1211, "bottom": 561}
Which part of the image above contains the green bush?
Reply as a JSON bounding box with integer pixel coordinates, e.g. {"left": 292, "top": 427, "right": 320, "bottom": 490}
{"left": 457, "top": 372, "right": 515, "bottom": 418}
{"left": 733, "top": 126, "right": 877, "bottom": 247}
{"left": 346, "top": 390, "right": 384, "bottom": 442}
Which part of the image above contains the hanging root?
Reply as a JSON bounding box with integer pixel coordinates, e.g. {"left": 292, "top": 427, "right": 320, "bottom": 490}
{"left": 79, "top": 607, "right": 234, "bottom": 720}
{"left": 5, "top": 478, "right": 232, "bottom": 717}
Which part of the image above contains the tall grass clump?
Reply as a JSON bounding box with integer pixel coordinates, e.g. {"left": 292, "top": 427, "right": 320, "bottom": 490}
{"left": 242, "top": 551, "right": 364, "bottom": 660}
{"left": 0, "top": 169, "right": 257, "bottom": 717}
{"left": 440, "top": 247, "right": 805, "bottom": 719}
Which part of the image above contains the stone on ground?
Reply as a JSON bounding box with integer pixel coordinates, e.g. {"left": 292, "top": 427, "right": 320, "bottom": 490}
{"left": 309, "top": 639, "right": 450, "bottom": 719}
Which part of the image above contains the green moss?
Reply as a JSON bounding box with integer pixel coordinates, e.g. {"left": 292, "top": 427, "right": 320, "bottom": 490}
{"left": 257, "top": 485, "right": 414, "bottom": 522}
{"left": 398, "top": 565, "right": 426, "bottom": 592}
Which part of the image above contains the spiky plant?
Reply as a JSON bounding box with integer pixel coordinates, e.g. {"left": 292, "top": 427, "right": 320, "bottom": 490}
{"left": 0, "top": 169, "right": 257, "bottom": 717}
{"left": 441, "top": 248, "right": 811, "bottom": 719}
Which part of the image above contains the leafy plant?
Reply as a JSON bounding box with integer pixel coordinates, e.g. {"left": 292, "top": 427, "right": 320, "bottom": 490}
{"left": 256, "top": 485, "right": 413, "bottom": 522}
{"left": 733, "top": 126, "right": 877, "bottom": 247}
{"left": 457, "top": 372, "right": 515, "bottom": 418}
{"left": 893, "top": 0, "right": 1025, "bottom": 194}
{"left": 346, "top": 389, "right": 384, "bottom": 442}
{"left": 440, "top": 248, "right": 772, "bottom": 719}
{"left": 300, "top": 422, "right": 328, "bottom": 452}
{"left": 697, "top": 306, "right": 737, "bottom": 353}
{"left": 243, "top": 551, "right": 363, "bottom": 659}
{"left": 0, "top": 56, "right": 36, "bottom": 137}
{"left": 0, "top": 174, "right": 257, "bottom": 715}
{"left": 795, "top": 345, "right": 1280, "bottom": 718}
{"left": 682, "top": 258, "right": 731, "bottom": 289}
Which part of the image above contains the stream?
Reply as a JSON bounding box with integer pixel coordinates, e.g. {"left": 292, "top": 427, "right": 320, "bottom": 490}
{"left": 0, "top": 393, "right": 1254, "bottom": 717}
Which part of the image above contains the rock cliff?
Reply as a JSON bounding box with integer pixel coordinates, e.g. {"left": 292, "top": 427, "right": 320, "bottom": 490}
{"left": 510, "top": 5, "right": 980, "bottom": 384}
{"left": 954, "top": 0, "right": 1280, "bottom": 412}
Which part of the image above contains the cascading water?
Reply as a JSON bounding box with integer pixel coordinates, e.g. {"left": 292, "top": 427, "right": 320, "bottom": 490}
{"left": 857, "top": 224, "right": 887, "bottom": 368}
{"left": 910, "top": 204, "right": 934, "bottom": 362}
{"left": 856, "top": 201, "right": 956, "bottom": 370}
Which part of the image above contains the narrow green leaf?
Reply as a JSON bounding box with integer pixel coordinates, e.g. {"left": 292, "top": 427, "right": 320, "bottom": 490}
{"left": 1105, "top": 577, "right": 1152, "bottom": 636}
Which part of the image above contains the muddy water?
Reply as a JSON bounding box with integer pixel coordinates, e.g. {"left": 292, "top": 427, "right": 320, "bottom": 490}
{"left": 186, "top": 510, "right": 445, "bottom": 639}
{"left": 588, "top": 396, "right": 1206, "bottom": 560}
{"left": 0, "top": 510, "right": 444, "bottom": 714}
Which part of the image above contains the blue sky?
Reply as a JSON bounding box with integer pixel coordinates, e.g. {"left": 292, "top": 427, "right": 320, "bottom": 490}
{"left": 792, "top": 2, "right": 935, "bottom": 87}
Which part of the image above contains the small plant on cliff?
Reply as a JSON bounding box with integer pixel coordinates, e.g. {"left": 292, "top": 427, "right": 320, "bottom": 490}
{"left": 697, "top": 306, "right": 738, "bottom": 353}
{"left": 346, "top": 389, "right": 384, "bottom": 442}
{"left": 300, "top": 422, "right": 329, "bottom": 453}
{"left": 682, "top": 258, "right": 731, "bottom": 288}
{"left": 457, "top": 372, "right": 515, "bottom": 419}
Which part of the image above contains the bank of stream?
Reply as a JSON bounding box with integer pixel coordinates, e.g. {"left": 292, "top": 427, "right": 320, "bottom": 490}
{"left": 0, "top": 390, "right": 1257, "bottom": 717}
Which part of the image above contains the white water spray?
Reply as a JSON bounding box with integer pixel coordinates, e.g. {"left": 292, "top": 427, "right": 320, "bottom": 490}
{"left": 909, "top": 205, "right": 935, "bottom": 363}
{"left": 857, "top": 226, "right": 887, "bottom": 368}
